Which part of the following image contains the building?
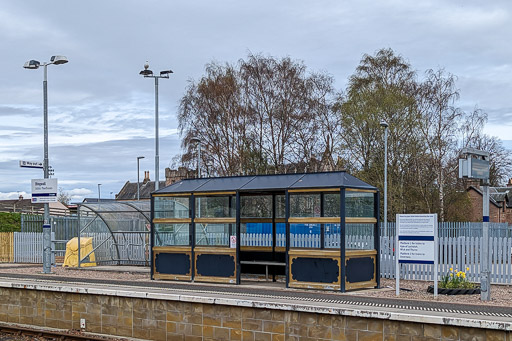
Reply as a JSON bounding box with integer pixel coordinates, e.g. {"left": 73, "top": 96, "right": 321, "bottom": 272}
{"left": 0, "top": 195, "right": 70, "bottom": 216}
{"left": 115, "top": 171, "right": 166, "bottom": 201}
{"left": 466, "top": 178, "right": 512, "bottom": 223}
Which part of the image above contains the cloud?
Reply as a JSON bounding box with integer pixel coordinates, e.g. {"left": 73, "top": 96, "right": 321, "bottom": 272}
{"left": 0, "top": 191, "right": 31, "bottom": 200}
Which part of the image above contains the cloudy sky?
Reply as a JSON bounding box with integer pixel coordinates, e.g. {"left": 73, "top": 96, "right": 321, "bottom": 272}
{"left": 1, "top": 1, "right": 511, "bottom": 202}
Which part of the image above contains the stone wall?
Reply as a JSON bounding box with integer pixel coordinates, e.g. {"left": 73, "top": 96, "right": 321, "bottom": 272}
{"left": 0, "top": 286, "right": 510, "bottom": 340}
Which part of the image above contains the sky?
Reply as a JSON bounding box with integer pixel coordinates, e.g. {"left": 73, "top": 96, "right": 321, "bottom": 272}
{"left": 1, "top": 0, "right": 511, "bottom": 202}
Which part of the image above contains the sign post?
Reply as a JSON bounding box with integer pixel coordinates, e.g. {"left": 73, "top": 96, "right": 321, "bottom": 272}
{"left": 396, "top": 214, "right": 438, "bottom": 297}
{"left": 459, "top": 148, "right": 491, "bottom": 301}
{"left": 32, "top": 178, "right": 58, "bottom": 274}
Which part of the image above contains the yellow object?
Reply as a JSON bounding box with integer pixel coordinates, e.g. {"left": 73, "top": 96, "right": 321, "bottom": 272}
{"left": 62, "top": 237, "right": 96, "bottom": 267}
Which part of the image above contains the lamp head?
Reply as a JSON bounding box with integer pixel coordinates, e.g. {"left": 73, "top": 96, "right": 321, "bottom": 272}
{"left": 23, "top": 60, "right": 40, "bottom": 69}
{"left": 160, "top": 70, "right": 173, "bottom": 75}
{"left": 50, "top": 55, "right": 68, "bottom": 65}
{"left": 137, "top": 156, "right": 145, "bottom": 160}
{"left": 380, "top": 120, "right": 388, "bottom": 128}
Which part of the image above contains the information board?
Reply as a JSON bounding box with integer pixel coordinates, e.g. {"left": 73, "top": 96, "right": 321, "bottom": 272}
{"left": 31, "top": 178, "right": 58, "bottom": 203}
{"left": 397, "top": 214, "right": 436, "bottom": 264}
{"left": 395, "top": 214, "right": 438, "bottom": 297}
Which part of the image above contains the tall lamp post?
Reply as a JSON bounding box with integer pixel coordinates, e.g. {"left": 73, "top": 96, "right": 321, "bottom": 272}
{"left": 190, "top": 137, "right": 202, "bottom": 178}
{"left": 137, "top": 156, "right": 145, "bottom": 200}
{"left": 139, "top": 61, "right": 173, "bottom": 191}
{"left": 24, "top": 55, "right": 68, "bottom": 274}
{"left": 380, "top": 120, "right": 388, "bottom": 242}
{"left": 98, "top": 184, "right": 102, "bottom": 202}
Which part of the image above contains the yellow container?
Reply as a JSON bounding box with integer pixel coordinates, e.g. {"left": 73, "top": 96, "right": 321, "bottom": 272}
{"left": 62, "top": 237, "right": 97, "bottom": 267}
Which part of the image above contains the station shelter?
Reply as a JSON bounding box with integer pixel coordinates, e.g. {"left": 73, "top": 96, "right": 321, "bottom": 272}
{"left": 150, "top": 171, "right": 380, "bottom": 291}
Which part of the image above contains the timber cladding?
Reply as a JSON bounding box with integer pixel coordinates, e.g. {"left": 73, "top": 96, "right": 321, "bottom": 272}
{"left": 0, "top": 286, "right": 509, "bottom": 340}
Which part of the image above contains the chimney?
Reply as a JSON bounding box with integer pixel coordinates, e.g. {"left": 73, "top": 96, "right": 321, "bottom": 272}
{"left": 18, "top": 195, "right": 23, "bottom": 201}
{"left": 143, "top": 171, "right": 150, "bottom": 184}
{"left": 507, "top": 178, "right": 512, "bottom": 187}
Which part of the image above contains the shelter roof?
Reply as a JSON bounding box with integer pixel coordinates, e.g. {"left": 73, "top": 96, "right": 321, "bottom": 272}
{"left": 155, "top": 171, "right": 376, "bottom": 194}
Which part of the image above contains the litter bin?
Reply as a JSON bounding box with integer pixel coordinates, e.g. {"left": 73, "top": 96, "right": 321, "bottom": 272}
{"left": 62, "top": 237, "right": 97, "bottom": 267}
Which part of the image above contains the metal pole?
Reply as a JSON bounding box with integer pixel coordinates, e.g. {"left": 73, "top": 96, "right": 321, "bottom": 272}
{"left": 481, "top": 181, "right": 491, "bottom": 301}
{"left": 383, "top": 126, "right": 388, "bottom": 241}
{"left": 154, "top": 77, "right": 159, "bottom": 191}
{"left": 137, "top": 158, "right": 141, "bottom": 201}
{"left": 42, "top": 63, "right": 51, "bottom": 274}
{"left": 98, "top": 184, "right": 101, "bottom": 202}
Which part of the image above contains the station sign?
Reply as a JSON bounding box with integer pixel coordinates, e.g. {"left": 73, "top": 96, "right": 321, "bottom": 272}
{"left": 20, "top": 160, "right": 43, "bottom": 169}
{"left": 31, "top": 178, "right": 58, "bottom": 203}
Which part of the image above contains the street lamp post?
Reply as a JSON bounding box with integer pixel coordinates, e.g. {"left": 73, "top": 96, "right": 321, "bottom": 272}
{"left": 190, "top": 137, "right": 202, "bottom": 178}
{"left": 24, "top": 55, "right": 68, "bottom": 274}
{"left": 139, "top": 62, "right": 173, "bottom": 191}
{"left": 137, "top": 156, "right": 145, "bottom": 200}
{"left": 380, "top": 120, "right": 388, "bottom": 242}
{"left": 98, "top": 184, "right": 102, "bottom": 202}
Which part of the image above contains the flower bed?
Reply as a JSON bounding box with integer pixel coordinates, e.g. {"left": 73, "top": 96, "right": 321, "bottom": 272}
{"left": 428, "top": 267, "right": 480, "bottom": 295}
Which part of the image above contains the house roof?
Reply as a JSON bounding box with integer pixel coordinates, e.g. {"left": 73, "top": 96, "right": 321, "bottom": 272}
{"left": 116, "top": 180, "right": 166, "bottom": 200}
{"left": 0, "top": 199, "right": 70, "bottom": 215}
{"left": 467, "top": 186, "right": 502, "bottom": 208}
{"left": 156, "top": 171, "right": 376, "bottom": 194}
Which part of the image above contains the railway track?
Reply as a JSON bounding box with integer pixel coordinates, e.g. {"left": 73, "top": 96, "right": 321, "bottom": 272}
{"left": 0, "top": 323, "right": 128, "bottom": 341}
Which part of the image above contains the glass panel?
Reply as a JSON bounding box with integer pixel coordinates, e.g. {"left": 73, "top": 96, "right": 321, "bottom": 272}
{"left": 154, "top": 223, "right": 190, "bottom": 246}
{"left": 324, "top": 193, "right": 340, "bottom": 217}
{"left": 276, "top": 223, "right": 286, "bottom": 247}
{"left": 290, "top": 223, "right": 320, "bottom": 247}
{"left": 195, "top": 222, "right": 235, "bottom": 246}
{"left": 290, "top": 194, "right": 321, "bottom": 217}
{"left": 154, "top": 196, "right": 189, "bottom": 219}
{"left": 346, "top": 223, "right": 374, "bottom": 250}
{"left": 240, "top": 222, "right": 272, "bottom": 246}
{"left": 195, "top": 196, "right": 234, "bottom": 218}
{"left": 346, "top": 192, "right": 374, "bottom": 218}
{"left": 276, "top": 195, "right": 285, "bottom": 218}
{"left": 241, "top": 195, "right": 272, "bottom": 218}
{"left": 324, "top": 223, "right": 341, "bottom": 248}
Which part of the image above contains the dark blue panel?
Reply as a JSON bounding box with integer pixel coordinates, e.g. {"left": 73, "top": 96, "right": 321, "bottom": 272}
{"left": 155, "top": 253, "right": 191, "bottom": 275}
{"left": 196, "top": 253, "right": 235, "bottom": 277}
{"left": 291, "top": 257, "right": 339, "bottom": 283}
{"left": 345, "top": 256, "right": 375, "bottom": 283}
{"left": 399, "top": 236, "right": 434, "bottom": 241}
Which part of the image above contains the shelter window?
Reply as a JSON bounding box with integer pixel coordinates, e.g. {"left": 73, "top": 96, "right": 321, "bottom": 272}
{"left": 346, "top": 192, "right": 374, "bottom": 218}
{"left": 290, "top": 193, "right": 321, "bottom": 217}
{"left": 154, "top": 223, "right": 190, "bottom": 246}
{"left": 154, "top": 196, "right": 189, "bottom": 219}
{"left": 346, "top": 223, "right": 374, "bottom": 250}
{"left": 324, "top": 193, "right": 340, "bottom": 217}
{"left": 195, "top": 196, "right": 234, "bottom": 218}
{"left": 195, "top": 222, "right": 234, "bottom": 246}
{"left": 276, "top": 195, "right": 285, "bottom": 218}
{"left": 290, "top": 223, "right": 321, "bottom": 248}
{"left": 324, "top": 223, "right": 341, "bottom": 248}
{"left": 241, "top": 195, "right": 272, "bottom": 218}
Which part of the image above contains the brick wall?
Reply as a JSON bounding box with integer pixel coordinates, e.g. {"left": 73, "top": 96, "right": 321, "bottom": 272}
{"left": 467, "top": 189, "right": 503, "bottom": 223}
{"left": 0, "top": 287, "right": 510, "bottom": 340}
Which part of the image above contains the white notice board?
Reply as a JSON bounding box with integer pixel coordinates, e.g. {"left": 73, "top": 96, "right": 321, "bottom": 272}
{"left": 396, "top": 214, "right": 438, "bottom": 297}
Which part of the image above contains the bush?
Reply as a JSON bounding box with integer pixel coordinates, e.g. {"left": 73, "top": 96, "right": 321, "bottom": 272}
{"left": 0, "top": 212, "right": 21, "bottom": 232}
{"left": 439, "top": 267, "right": 475, "bottom": 289}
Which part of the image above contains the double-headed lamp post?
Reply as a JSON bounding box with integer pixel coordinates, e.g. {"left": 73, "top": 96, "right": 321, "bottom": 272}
{"left": 380, "top": 120, "right": 389, "bottom": 242}
{"left": 24, "top": 55, "right": 68, "bottom": 274}
{"left": 137, "top": 156, "right": 145, "bottom": 200}
{"left": 190, "top": 137, "right": 202, "bottom": 178}
{"left": 139, "top": 61, "right": 173, "bottom": 191}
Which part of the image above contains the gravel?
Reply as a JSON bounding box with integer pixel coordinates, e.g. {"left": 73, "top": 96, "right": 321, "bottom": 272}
{"left": 1, "top": 264, "right": 511, "bottom": 307}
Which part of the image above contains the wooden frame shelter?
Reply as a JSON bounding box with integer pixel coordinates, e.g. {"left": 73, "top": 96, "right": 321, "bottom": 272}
{"left": 151, "top": 171, "right": 380, "bottom": 292}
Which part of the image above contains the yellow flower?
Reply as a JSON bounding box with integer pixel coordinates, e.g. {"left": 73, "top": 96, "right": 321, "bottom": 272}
{"left": 466, "top": 267, "right": 470, "bottom": 271}
{"left": 462, "top": 273, "right": 466, "bottom": 278}
{"left": 450, "top": 267, "right": 453, "bottom": 272}
{"left": 456, "top": 272, "right": 460, "bottom": 277}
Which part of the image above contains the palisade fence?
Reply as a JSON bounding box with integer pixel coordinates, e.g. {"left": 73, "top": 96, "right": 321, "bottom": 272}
{"left": 7, "top": 217, "right": 512, "bottom": 284}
